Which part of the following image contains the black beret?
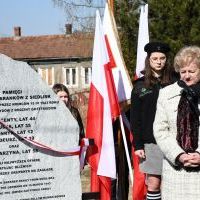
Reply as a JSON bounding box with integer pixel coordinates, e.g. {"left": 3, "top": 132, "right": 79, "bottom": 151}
{"left": 144, "top": 42, "right": 170, "bottom": 55}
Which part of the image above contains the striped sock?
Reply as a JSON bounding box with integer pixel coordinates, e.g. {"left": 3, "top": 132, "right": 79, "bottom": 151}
{"left": 146, "top": 191, "right": 161, "bottom": 200}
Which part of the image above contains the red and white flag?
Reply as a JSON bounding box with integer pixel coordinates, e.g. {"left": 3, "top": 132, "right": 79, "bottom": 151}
{"left": 135, "top": 4, "right": 149, "bottom": 79}
{"left": 133, "top": 4, "right": 149, "bottom": 200}
{"left": 103, "top": 3, "right": 132, "bottom": 102}
{"left": 102, "top": 0, "right": 134, "bottom": 187}
{"left": 86, "top": 10, "right": 119, "bottom": 199}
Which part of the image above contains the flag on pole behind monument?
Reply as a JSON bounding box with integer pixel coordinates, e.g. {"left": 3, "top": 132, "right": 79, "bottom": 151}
{"left": 132, "top": 4, "right": 149, "bottom": 200}
{"left": 102, "top": 2, "right": 134, "bottom": 197}
{"left": 86, "top": 10, "right": 120, "bottom": 199}
{"left": 135, "top": 4, "right": 149, "bottom": 79}
{"left": 103, "top": 3, "right": 132, "bottom": 103}
{"left": 132, "top": 145, "right": 147, "bottom": 200}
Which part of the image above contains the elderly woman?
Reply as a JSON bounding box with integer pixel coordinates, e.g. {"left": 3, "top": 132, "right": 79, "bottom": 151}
{"left": 153, "top": 45, "right": 200, "bottom": 200}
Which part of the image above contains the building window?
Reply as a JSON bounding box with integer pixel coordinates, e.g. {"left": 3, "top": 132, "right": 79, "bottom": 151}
{"left": 63, "top": 67, "right": 78, "bottom": 87}
{"left": 66, "top": 68, "right": 70, "bottom": 85}
{"left": 72, "top": 68, "right": 76, "bottom": 85}
{"left": 81, "top": 67, "right": 91, "bottom": 87}
{"left": 38, "top": 67, "right": 54, "bottom": 86}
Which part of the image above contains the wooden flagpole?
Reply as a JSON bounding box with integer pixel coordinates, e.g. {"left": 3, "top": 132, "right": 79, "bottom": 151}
{"left": 108, "top": 0, "right": 114, "bottom": 13}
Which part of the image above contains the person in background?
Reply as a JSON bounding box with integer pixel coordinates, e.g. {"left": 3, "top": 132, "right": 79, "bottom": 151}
{"left": 153, "top": 45, "right": 200, "bottom": 199}
{"left": 130, "top": 42, "right": 177, "bottom": 200}
{"left": 52, "top": 83, "right": 85, "bottom": 141}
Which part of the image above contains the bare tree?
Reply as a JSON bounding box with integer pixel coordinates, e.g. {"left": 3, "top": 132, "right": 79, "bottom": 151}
{"left": 52, "top": 0, "right": 105, "bottom": 32}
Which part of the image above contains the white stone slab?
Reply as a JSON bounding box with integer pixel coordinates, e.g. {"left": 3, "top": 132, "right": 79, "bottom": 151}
{"left": 0, "top": 54, "right": 81, "bottom": 200}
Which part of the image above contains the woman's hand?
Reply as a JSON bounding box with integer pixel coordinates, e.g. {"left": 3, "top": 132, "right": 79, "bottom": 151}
{"left": 135, "top": 149, "right": 145, "bottom": 159}
{"left": 187, "top": 152, "right": 200, "bottom": 166}
{"left": 179, "top": 152, "right": 200, "bottom": 167}
{"left": 178, "top": 153, "right": 191, "bottom": 165}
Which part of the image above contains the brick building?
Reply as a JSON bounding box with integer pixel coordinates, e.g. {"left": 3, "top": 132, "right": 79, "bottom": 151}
{"left": 0, "top": 25, "right": 93, "bottom": 94}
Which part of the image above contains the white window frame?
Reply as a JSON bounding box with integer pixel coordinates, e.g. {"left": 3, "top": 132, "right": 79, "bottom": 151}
{"left": 63, "top": 67, "right": 78, "bottom": 87}
{"left": 38, "top": 67, "right": 54, "bottom": 87}
{"left": 81, "top": 66, "right": 92, "bottom": 88}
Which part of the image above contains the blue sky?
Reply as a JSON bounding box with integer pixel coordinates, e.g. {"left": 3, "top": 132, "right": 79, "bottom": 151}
{"left": 0, "top": 0, "right": 106, "bottom": 37}
{"left": 0, "top": 0, "right": 67, "bottom": 36}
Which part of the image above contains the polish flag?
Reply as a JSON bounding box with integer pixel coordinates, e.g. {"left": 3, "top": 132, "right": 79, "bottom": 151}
{"left": 133, "top": 4, "right": 149, "bottom": 200}
{"left": 102, "top": 0, "right": 134, "bottom": 189}
{"left": 103, "top": 3, "right": 132, "bottom": 103}
{"left": 135, "top": 4, "right": 149, "bottom": 79}
{"left": 86, "top": 10, "right": 119, "bottom": 199}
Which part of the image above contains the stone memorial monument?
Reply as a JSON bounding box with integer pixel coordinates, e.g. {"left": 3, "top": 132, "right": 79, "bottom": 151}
{"left": 0, "top": 54, "right": 82, "bottom": 199}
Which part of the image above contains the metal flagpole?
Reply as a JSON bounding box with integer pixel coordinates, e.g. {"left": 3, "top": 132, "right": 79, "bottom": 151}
{"left": 119, "top": 114, "right": 133, "bottom": 186}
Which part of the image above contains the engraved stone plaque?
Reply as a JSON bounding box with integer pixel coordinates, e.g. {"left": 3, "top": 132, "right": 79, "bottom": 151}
{"left": 0, "top": 54, "right": 81, "bottom": 200}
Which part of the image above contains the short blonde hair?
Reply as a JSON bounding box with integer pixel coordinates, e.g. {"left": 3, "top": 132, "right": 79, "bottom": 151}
{"left": 174, "top": 46, "right": 200, "bottom": 72}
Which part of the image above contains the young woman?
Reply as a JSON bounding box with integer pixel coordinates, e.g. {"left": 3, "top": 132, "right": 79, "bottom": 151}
{"left": 52, "top": 83, "right": 85, "bottom": 141}
{"left": 130, "top": 42, "right": 177, "bottom": 200}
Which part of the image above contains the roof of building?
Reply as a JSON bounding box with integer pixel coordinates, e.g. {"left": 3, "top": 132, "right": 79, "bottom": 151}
{"left": 0, "top": 32, "right": 94, "bottom": 61}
